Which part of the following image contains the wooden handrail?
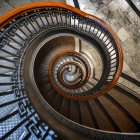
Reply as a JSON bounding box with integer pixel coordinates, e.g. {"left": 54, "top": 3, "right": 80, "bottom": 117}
{"left": 0, "top": 2, "right": 123, "bottom": 99}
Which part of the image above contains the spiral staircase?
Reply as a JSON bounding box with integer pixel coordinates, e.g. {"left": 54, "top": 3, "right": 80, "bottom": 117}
{"left": 0, "top": 1, "right": 140, "bottom": 140}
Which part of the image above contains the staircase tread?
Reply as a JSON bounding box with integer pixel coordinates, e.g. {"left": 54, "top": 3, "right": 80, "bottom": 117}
{"left": 109, "top": 88, "right": 140, "bottom": 123}
{"left": 98, "top": 95, "right": 137, "bottom": 132}
{"left": 59, "top": 97, "right": 70, "bottom": 117}
{"left": 79, "top": 101, "right": 96, "bottom": 128}
{"left": 45, "top": 89, "right": 57, "bottom": 104}
{"left": 69, "top": 100, "right": 81, "bottom": 123}
{"left": 51, "top": 94, "right": 63, "bottom": 111}
{"left": 88, "top": 99, "right": 116, "bottom": 131}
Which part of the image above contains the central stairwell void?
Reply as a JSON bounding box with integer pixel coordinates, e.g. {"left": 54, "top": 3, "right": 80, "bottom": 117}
{"left": 0, "top": 2, "right": 140, "bottom": 140}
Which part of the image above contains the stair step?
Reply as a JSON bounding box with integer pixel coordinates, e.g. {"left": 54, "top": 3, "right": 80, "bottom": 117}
{"left": 0, "top": 76, "right": 11, "bottom": 83}
{"left": 45, "top": 89, "right": 57, "bottom": 105}
{"left": 98, "top": 95, "right": 137, "bottom": 132}
{"left": 69, "top": 100, "right": 81, "bottom": 123}
{"left": 0, "top": 45, "right": 19, "bottom": 57}
{"left": 79, "top": 101, "right": 97, "bottom": 128}
{"left": 88, "top": 99, "right": 116, "bottom": 131}
{"left": 0, "top": 90, "right": 14, "bottom": 96}
{"left": 59, "top": 97, "right": 70, "bottom": 117}
{"left": 51, "top": 93, "right": 63, "bottom": 111}
{"left": 0, "top": 102, "right": 17, "bottom": 118}
{"left": 0, "top": 92, "right": 15, "bottom": 106}
{"left": 108, "top": 88, "right": 140, "bottom": 123}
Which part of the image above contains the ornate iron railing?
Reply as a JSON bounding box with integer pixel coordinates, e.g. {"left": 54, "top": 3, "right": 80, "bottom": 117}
{"left": 0, "top": 2, "right": 123, "bottom": 100}
{"left": 0, "top": 2, "right": 125, "bottom": 140}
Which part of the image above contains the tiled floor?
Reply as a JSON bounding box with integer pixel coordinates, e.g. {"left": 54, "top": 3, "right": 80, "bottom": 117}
{"left": 132, "top": 0, "right": 140, "bottom": 11}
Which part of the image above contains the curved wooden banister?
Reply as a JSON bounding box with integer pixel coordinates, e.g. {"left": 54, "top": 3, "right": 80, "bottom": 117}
{"left": 0, "top": 2, "right": 123, "bottom": 99}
